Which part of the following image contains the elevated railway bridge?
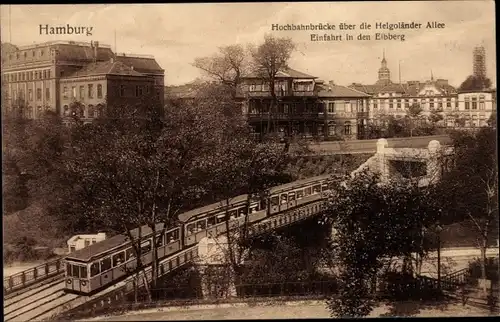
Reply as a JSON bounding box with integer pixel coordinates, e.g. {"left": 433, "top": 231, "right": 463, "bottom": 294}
{"left": 3, "top": 135, "right": 453, "bottom": 321}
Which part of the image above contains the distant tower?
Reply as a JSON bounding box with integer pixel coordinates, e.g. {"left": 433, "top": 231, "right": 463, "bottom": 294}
{"left": 376, "top": 50, "right": 391, "bottom": 86}
{"left": 473, "top": 46, "right": 486, "bottom": 78}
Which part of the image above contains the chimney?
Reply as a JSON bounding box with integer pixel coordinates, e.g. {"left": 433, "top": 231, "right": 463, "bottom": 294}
{"left": 93, "top": 41, "right": 99, "bottom": 63}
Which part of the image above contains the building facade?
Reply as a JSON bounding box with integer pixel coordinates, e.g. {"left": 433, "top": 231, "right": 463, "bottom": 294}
{"left": 236, "top": 68, "right": 369, "bottom": 140}
{"left": 1, "top": 40, "right": 164, "bottom": 122}
{"left": 349, "top": 52, "right": 496, "bottom": 130}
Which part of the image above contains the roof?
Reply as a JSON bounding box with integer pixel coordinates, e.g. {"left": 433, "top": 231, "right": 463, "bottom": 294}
{"left": 269, "top": 173, "right": 331, "bottom": 194}
{"left": 317, "top": 84, "right": 370, "bottom": 98}
{"left": 349, "top": 80, "right": 457, "bottom": 96}
{"left": 115, "top": 55, "right": 164, "bottom": 75}
{"left": 52, "top": 43, "right": 115, "bottom": 62}
{"left": 165, "top": 82, "right": 203, "bottom": 99}
{"left": 63, "top": 60, "right": 145, "bottom": 78}
{"left": 243, "top": 67, "right": 316, "bottom": 79}
{"left": 66, "top": 223, "right": 174, "bottom": 262}
{"left": 178, "top": 194, "right": 249, "bottom": 223}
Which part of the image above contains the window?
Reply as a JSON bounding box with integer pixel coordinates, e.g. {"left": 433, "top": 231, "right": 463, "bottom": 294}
{"left": 100, "top": 257, "right": 112, "bottom": 272}
{"left": 135, "top": 85, "right": 143, "bottom": 97}
{"left": 446, "top": 98, "right": 451, "bottom": 108}
{"left": 72, "top": 265, "right": 80, "bottom": 278}
{"left": 271, "top": 196, "right": 279, "bottom": 206}
{"left": 296, "top": 190, "right": 304, "bottom": 199}
{"left": 97, "top": 84, "right": 103, "bottom": 98}
{"left": 465, "top": 96, "right": 470, "bottom": 110}
{"left": 196, "top": 220, "right": 207, "bottom": 231}
{"left": 30, "top": 71, "right": 33, "bottom": 80}
{"left": 455, "top": 101, "right": 459, "bottom": 109}
{"left": 120, "top": 85, "right": 125, "bottom": 97}
{"left": 37, "top": 106, "right": 42, "bottom": 117}
{"left": 156, "top": 234, "right": 163, "bottom": 247}
{"left": 396, "top": 99, "right": 401, "bottom": 109}
{"left": 140, "top": 240, "right": 152, "bottom": 254}
{"left": 112, "top": 251, "right": 125, "bottom": 267}
{"left": 84, "top": 240, "right": 90, "bottom": 247}
{"left": 28, "top": 89, "right": 33, "bottom": 101}
{"left": 389, "top": 101, "right": 394, "bottom": 109}
{"left": 126, "top": 248, "right": 136, "bottom": 260}
{"left": 328, "top": 124, "right": 335, "bottom": 136}
{"left": 96, "top": 104, "right": 104, "bottom": 117}
{"left": 79, "top": 86, "right": 85, "bottom": 99}
{"left": 471, "top": 97, "right": 478, "bottom": 110}
{"left": 344, "top": 121, "right": 352, "bottom": 135}
{"left": 80, "top": 266, "right": 88, "bottom": 279}
{"left": 36, "top": 88, "right": 42, "bottom": 100}
{"left": 28, "top": 106, "right": 33, "bottom": 118}
{"left": 63, "top": 105, "right": 69, "bottom": 116}
{"left": 280, "top": 194, "right": 288, "bottom": 204}
{"left": 41, "top": 50, "right": 44, "bottom": 56}
{"left": 327, "top": 102, "right": 335, "bottom": 113}
{"left": 88, "top": 84, "right": 94, "bottom": 98}
{"left": 313, "top": 185, "right": 321, "bottom": 194}
{"left": 43, "top": 70, "right": 46, "bottom": 79}
{"left": 63, "top": 87, "right": 68, "bottom": 99}
{"left": 72, "top": 86, "right": 76, "bottom": 98}
{"left": 90, "top": 262, "right": 100, "bottom": 277}
{"left": 305, "top": 187, "right": 312, "bottom": 196}
{"left": 32, "top": 50, "right": 35, "bottom": 57}
{"left": 45, "top": 88, "right": 50, "bottom": 100}
{"left": 47, "top": 70, "right": 51, "bottom": 78}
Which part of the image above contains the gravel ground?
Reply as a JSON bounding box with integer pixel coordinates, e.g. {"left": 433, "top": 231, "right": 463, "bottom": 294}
{"left": 87, "top": 300, "right": 494, "bottom": 321}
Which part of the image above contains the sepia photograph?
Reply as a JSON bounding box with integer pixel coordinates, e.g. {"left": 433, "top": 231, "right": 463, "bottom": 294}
{"left": 1, "top": 1, "right": 498, "bottom": 320}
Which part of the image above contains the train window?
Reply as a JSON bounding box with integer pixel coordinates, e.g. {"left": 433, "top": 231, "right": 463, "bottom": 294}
{"left": 239, "top": 208, "right": 248, "bottom": 217}
{"left": 112, "top": 251, "right": 125, "bottom": 267}
{"left": 126, "top": 248, "right": 136, "bottom": 260}
{"left": 229, "top": 210, "right": 237, "bottom": 219}
{"left": 100, "top": 257, "right": 112, "bottom": 272}
{"left": 166, "top": 231, "right": 177, "bottom": 243}
{"left": 66, "top": 263, "right": 72, "bottom": 276}
{"left": 313, "top": 185, "right": 321, "bottom": 194}
{"left": 140, "top": 240, "right": 152, "bottom": 254}
{"left": 280, "top": 194, "right": 288, "bottom": 204}
{"left": 156, "top": 234, "right": 164, "bottom": 247}
{"left": 72, "top": 264, "right": 80, "bottom": 278}
{"left": 271, "top": 196, "right": 279, "bottom": 206}
{"left": 90, "top": 262, "right": 100, "bottom": 277}
{"left": 305, "top": 187, "right": 312, "bottom": 196}
{"left": 322, "top": 183, "right": 328, "bottom": 191}
{"left": 80, "top": 266, "right": 88, "bottom": 279}
{"left": 288, "top": 192, "right": 296, "bottom": 201}
{"left": 207, "top": 216, "right": 216, "bottom": 226}
{"left": 196, "top": 220, "right": 207, "bottom": 231}
{"left": 250, "top": 203, "right": 259, "bottom": 213}
{"left": 216, "top": 214, "right": 226, "bottom": 224}
{"left": 186, "top": 223, "right": 195, "bottom": 235}
{"left": 296, "top": 190, "right": 304, "bottom": 199}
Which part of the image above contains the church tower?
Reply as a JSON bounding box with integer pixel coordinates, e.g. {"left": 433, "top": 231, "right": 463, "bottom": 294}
{"left": 376, "top": 50, "right": 391, "bottom": 86}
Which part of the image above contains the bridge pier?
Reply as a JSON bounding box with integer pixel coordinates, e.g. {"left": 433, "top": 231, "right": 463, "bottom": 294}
{"left": 195, "top": 236, "right": 238, "bottom": 299}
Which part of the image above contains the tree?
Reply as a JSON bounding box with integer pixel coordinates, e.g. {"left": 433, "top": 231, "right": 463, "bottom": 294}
{"left": 459, "top": 75, "right": 492, "bottom": 92}
{"left": 406, "top": 103, "right": 423, "bottom": 137}
{"left": 323, "top": 170, "right": 441, "bottom": 317}
{"left": 193, "top": 45, "right": 248, "bottom": 97}
{"left": 250, "top": 35, "right": 296, "bottom": 136}
{"left": 436, "top": 127, "right": 498, "bottom": 292}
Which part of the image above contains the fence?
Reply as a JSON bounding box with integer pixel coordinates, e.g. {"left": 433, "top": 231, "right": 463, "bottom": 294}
{"left": 3, "top": 258, "right": 64, "bottom": 294}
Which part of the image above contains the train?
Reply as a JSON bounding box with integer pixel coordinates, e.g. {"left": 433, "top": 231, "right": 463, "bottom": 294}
{"left": 63, "top": 173, "right": 333, "bottom": 295}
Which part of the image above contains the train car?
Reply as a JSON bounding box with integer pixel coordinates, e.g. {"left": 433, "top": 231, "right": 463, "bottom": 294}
{"left": 178, "top": 194, "right": 268, "bottom": 246}
{"left": 64, "top": 223, "right": 181, "bottom": 295}
{"left": 268, "top": 173, "right": 332, "bottom": 215}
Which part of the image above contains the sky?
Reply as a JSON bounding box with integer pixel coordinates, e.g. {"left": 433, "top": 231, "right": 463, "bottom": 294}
{"left": 0, "top": 1, "right": 496, "bottom": 87}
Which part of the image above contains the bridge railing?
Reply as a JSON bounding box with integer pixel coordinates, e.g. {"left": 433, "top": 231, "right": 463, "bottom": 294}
{"left": 3, "top": 257, "right": 65, "bottom": 294}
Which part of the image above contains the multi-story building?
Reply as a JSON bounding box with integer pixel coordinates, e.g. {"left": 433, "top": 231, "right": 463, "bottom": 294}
{"left": 349, "top": 51, "right": 496, "bottom": 129}
{"left": 317, "top": 81, "right": 370, "bottom": 140}
{"left": 1, "top": 40, "right": 164, "bottom": 122}
{"left": 349, "top": 53, "right": 460, "bottom": 127}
